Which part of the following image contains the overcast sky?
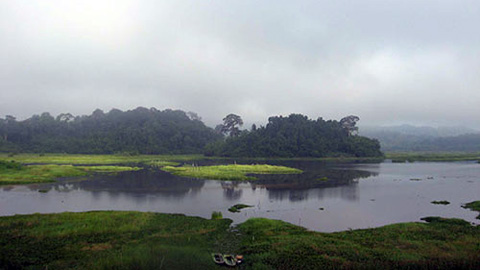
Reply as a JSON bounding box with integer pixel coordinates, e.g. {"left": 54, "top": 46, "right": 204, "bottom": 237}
{"left": 1, "top": 0, "right": 479, "bottom": 128}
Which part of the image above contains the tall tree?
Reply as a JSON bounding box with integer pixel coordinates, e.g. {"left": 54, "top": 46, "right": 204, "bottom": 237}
{"left": 340, "top": 115, "right": 360, "bottom": 136}
{"left": 221, "top": 114, "right": 243, "bottom": 137}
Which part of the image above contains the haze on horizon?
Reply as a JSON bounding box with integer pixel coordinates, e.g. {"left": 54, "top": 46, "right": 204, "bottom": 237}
{"left": 1, "top": 0, "right": 479, "bottom": 128}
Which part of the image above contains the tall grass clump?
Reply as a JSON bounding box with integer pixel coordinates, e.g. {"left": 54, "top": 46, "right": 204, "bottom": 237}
{"left": 211, "top": 211, "right": 223, "bottom": 220}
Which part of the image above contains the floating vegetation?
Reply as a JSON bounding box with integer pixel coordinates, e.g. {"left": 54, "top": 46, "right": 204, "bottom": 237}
{"left": 410, "top": 178, "right": 422, "bottom": 181}
{"left": 38, "top": 189, "right": 49, "bottom": 193}
{"left": 228, "top": 204, "right": 253, "bottom": 213}
{"left": 162, "top": 164, "right": 302, "bottom": 181}
{"left": 462, "top": 201, "right": 480, "bottom": 219}
{"left": 431, "top": 200, "right": 450, "bottom": 205}
{"left": 317, "top": 177, "right": 328, "bottom": 181}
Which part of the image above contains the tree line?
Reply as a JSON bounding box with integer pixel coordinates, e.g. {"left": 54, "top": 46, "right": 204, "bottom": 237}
{"left": 0, "top": 107, "right": 221, "bottom": 154}
{"left": 0, "top": 109, "right": 383, "bottom": 157}
{"left": 207, "top": 114, "right": 383, "bottom": 158}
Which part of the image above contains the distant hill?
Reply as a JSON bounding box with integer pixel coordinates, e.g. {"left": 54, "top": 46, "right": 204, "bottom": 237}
{"left": 0, "top": 107, "right": 221, "bottom": 154}
{"left": 360, "top": 125, "right": 480, "bottom": 152}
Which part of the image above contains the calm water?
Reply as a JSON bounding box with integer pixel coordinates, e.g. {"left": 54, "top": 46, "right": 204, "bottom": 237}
{"left": 1, "top": 160, "right": 479, "bottom": 232}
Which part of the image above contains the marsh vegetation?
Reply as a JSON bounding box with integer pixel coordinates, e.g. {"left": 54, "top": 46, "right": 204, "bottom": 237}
{"left": 228, "top": 204, "right": 253, "bottom": 213}
{"left": 462, "top": 201, "right": 480, "bottom": 219}
{"left": 161, "top": 164, "right": 303, "bottom": 181}
{"left": 0, "top": 160, "right": 141, "bottom": 185}
{"left": 0, "top": 211, "right": 479, "bottom": 269}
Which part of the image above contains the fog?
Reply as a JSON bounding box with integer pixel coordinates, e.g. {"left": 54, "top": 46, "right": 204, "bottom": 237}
{"left": 1, "top": 0, "right": 479, "bottom": 128}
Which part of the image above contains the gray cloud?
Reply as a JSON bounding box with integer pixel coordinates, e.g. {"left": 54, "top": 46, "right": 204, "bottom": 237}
{"left": 1, "top": 0, "right": 479, "bottom": 128}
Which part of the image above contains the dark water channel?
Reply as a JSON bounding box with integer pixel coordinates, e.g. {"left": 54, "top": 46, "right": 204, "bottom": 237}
{"left": 1, "top": 160, "right": 479, "bottom": 232}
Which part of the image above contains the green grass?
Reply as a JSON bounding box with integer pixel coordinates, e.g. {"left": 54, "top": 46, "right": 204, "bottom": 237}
{"left": 0, "top": 164, "right": 141, "bottom": 185}
{"left": 228, "top": 204, "right": 253, "bottom": 213}
{"left": 144, "top": 160, "right": 180, "bottom": 167}
{"left": 76, "top": 166, "right": 142, "bottom": 173}
{"left": 211, "top": 211, "right": 223, "bottom": 220}
{"left": 238, "top": 217, "right": 480, "bottom": 270}
{"left": 0, "top": 153, "right": 385, "bottom": 164}
{"left": 0, "top": 211, "right": 233, "bottom": 270}
{"left": 462, "top": 201, "right": 480, "bottom": 219}
{"left": 1, "top": 212, "right": 479, "bottom": 269}
{"left": 386, "top": 152, "right": 480, "bottom": 162}
{"left": 161, "top": 164, "right": 303, "bottom": 181}
{"left": 0, "top": 153, "right": 201, "bottom": 165}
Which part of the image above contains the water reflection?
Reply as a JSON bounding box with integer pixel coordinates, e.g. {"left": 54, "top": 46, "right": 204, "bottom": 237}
{"left": 42, "top": 169, "right": 206, "bottom": 199}
{"left": 221, "top": 182, "right": 243, "bottom": 200}
{"left": 1, "top": 161, "right": 479, "bottom": 232}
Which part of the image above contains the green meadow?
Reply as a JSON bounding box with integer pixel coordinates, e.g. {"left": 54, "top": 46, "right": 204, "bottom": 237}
{"left": 0, "top": 161, "right": 141, "bottom": 185}
{"left": 1, "top": 210, "right": 479, "bottom": 269}
{"left": 0, "top": 153, "right": 199, "bottom": 165}
{"left": 0, "top": 153, "right": 188, "bottom": 185}
{"left": 161, "top": 164, "right": 303, "bottom": 181}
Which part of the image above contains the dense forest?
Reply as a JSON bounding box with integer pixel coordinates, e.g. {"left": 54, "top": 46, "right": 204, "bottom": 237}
{"left": 206, "top": 114, "right": 383, "bottom": 158}
{"left": 0, "top": 109, "right": 383, "bottom": 157}
{"left": 0, "top": 107, "right": 221, "bottom": 154}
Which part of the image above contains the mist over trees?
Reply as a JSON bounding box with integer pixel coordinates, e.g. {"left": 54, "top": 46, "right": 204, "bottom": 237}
{"left": 0, "top": 107, "right": 221, "bottom": 154}
{"left": 205, "top": 114, "right": 383, "bottom": 158}
{"left": 360, "top": 125, "right": 480, "bottom": 152}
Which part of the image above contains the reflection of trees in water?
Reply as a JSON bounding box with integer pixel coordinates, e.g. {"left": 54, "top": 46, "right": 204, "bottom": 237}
{"left": 249, "top": 161, "right": 379, "bottom": 202}
{"left": 221, "top": 181, "right": 243, "bottom": 200}
{"left": 25, "top": 160, "right": 380, "bottom": 204}
{"left": 44, "top": 170, "right": 206, "bottom": 199}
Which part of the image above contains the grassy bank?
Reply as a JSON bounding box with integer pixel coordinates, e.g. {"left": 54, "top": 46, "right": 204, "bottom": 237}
{"left": 0, "top": 162, "right": 141, "bottom": 185}
{"left": 0, "top": 153, "right": 385, "bottom": 165}
{"left": 1, "top": 211, "right": 479, "bottom": 269}
{"left": 463, "top": 201, "right": 480, "bottom": 219}
{"left": 0, "top": 212, "right": 232, "bottom": 270}
{"left": 0, "top": 153, "right": 199, "bottom": 165}
{"left": 386, "top": 152, "right": 480, "bottom": 162}
{"left": 162, "top": 164, "right": 303, "bottom": 181}
{"left": 238, "top": 217, "right": 480, "bottom": 269}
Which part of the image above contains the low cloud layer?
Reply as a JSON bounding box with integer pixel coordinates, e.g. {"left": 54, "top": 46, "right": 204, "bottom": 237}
{"left": 1, "top": 0, "right": 479, "bottom": 128}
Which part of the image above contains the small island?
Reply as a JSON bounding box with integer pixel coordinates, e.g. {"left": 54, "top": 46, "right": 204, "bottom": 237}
{"left": 161, "top": 164, "right": 302, "bottom": 181}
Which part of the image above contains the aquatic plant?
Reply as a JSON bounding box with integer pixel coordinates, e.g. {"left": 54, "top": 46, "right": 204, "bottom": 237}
{"left": 228, "top": 204, "right": 253, "bottom": 213}
{"left": 431, "top": 200, "right": 450, "bottom": 205}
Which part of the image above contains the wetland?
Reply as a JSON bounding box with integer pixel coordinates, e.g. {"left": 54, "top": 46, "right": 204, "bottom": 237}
{"left": 1, "top": 154, "right": 480, "bottom": 269}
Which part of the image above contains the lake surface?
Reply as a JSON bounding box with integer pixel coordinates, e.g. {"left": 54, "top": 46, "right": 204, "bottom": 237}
{"left": 1, "top": 160, "right": 479, "bottom": 232}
